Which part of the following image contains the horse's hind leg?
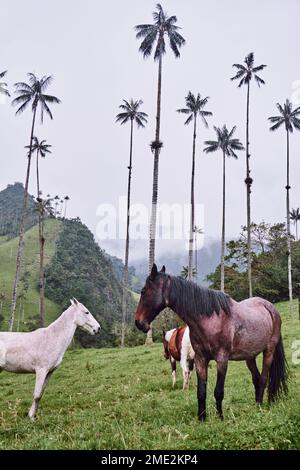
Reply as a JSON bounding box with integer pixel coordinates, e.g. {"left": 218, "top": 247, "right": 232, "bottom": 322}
{"left": 257, "top": 350, "right": 274, "bottom": 405}
{"left": 195, "top": 355, "right": 209, "bottom": 422}
{"left": 170, "top": 357, "right": 176, "bottom": 387}
{"left": 214, "top": 357, "right": 228, "bottom": 420}
{"left": 28, "top": 369, "right": 48, "bottom": 419}
{"left": 246, "top": 358, "right": 261, "bottom": 403}
{"left": 187, "top": 358, "right": 194, "bottom": 389}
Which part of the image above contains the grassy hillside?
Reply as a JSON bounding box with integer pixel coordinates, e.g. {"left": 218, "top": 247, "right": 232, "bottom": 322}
{"left": 0, "top": 301, "right": 299, "bottom": 450}
{"left": 0, "top": 219, "right": 62, "bottom": 330}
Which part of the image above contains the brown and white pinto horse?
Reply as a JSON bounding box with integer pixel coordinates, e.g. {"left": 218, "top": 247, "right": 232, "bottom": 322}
{"left": 163, "top": 326, "right": 195, "bottom": 389}
{"left": 135, "top": 264, "right": 288, "bottom": 422}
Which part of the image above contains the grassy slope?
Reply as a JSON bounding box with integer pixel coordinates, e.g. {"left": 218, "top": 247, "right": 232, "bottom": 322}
{"left": 0, "top": 301, "right": 299, "bottom": 450}
{"left": 0, "top": 219, "right": 62, "bottom": 330}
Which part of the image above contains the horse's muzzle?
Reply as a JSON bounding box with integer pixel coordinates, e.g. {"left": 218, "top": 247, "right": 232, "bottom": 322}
{"left": 135, "top": 319, "right": 150, "bottom": 333}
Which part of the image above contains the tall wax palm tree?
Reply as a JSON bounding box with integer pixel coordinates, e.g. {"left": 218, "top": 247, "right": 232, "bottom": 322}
{"left": 177, "top": 92, "right": 212, "bottom": 280}
{"left": 231, "top": 52, "right": 266, "bottom": 297}
{"left": 180, "top": 265, "right": 197, "bottom": 280}
{"left": 135, "top": 3, "right": 185, "bottom": 344}
{"left": 290, "top": 208, "right": 300, "bottom": 241}
{"left": 54, "top": 195, "right": 60, "bottom": 217}
{"left": 25, "top": 137, "right": 52, "bottom": 327}
{"left": 204, "top": 125, "right": 244, "bottom": 292}
{"left": 64, "top": 196, "right": 70, "bottom": 218}
{"left": 25, "top": 137, "right": 52, "bottom": 196}
{"left": 116, "top": 99, "right": 148, "bottom": 347}
{"left": 10, "top": 74, "right": 60, "bottom": 331}
{"left": 0, "top": 71, "right": 10, "bottom": 99}
{"left": 269, "top": 99, "right": 300, "bottom": 317}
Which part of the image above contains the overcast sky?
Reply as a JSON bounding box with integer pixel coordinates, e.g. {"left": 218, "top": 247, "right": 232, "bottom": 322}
{"left": 1, "top": 0, "right": 299, "bottom": 260}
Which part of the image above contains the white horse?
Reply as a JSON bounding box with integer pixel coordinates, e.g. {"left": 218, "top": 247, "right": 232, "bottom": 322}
{"left": 0, "top": 298, "right": 100, "bottom": 419}
{"left": 162, "top": 326, "right": 195, "bottom": 390}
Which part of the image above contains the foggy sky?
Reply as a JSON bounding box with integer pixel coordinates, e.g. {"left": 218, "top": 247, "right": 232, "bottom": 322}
{"left": 1, "top": 0, "right": 299, "bottom": 261}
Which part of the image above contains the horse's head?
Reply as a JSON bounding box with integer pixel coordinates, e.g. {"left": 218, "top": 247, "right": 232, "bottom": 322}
{"left": 70, "top": 298, "right": 101, "bottom": 335}
{"left": 135, "top": 264, "right": 170, "bottom": 333}
{"left": 162, "top": 330, "right": 170, "bottom": 359}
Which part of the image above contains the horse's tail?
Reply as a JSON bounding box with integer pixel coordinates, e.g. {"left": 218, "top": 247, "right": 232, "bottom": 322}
{"left": 268, "top": 334, "right": 288, "bottom": 402}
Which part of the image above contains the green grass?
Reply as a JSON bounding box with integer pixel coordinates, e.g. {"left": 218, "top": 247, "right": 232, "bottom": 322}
{"left": 0, "top": 219, "right": 62, "bottom": 330}
{"left": 0, "top": 301, "right": 299, "bottom": 450}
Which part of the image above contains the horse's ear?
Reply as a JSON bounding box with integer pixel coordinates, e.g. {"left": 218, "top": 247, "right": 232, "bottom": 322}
{"left": 70, "top": 299, "right": 74, "bottom": 306}
{"left": 160, "top": 265, "right": 166, "bottom": 273}
{"left": 150, "top": 264, "right": 158, "bottom": 279}
{"left": 73, "top": 297, "right": 79, "bottom": 305}
{"left": 162, "top": 330, "right": 166, "bottom": 338}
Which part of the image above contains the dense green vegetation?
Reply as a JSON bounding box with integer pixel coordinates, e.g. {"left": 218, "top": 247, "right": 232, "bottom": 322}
{"left": 0, "top": 301, "right": 299, "bottom": 450}
{"left": 0, "top": 183, "right": 141, "bottom": 346}
{"left": 45, "top": 218, "right": 137, "bottom": 347}
{"left": 207, "top": 222, "right": 300, "bottom": 303}
{"left": 0, "top": 183, "right": 38, "bottom": 238}
{"left": 0, "top": 218, "right": 62, "bottom": 330}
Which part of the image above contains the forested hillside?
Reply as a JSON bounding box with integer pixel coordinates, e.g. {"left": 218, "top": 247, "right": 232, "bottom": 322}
{"left": 0, "top": 183, "right": 38, "bottom": 237}
{"left": 45, "top": 218, "right": 136, "bottom": 347}
{"left": 0, "top": 184, "right": 137, "bottom": 347}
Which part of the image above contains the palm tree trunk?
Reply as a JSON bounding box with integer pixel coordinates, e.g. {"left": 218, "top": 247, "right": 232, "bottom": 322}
{"left": 220, "top": 151, "right": 226, "bottom": 292}
{"left": 38, "top": 210, "right": 45, "bottom": 327}
{"left": 146, "top": 54, "right": 163, "bottom": 345}
{"left": 64, "top": 200, "right": 68, "bottom": 218}
{"left": 296, "top": 220, "right": 298, "bottom": 242}
{"left": 245, "top": 82, "right": 253, "bottom": 297}
{"left": 121, "top": 119, "right": 134, "bottom": 348}
{"left": 9, "top": 108, "right": 37, "bottom": 331}
{"left": 286, "top": 130, "right": 293, "bottom": 318}
{"left": 188, "top": 116, "right": 197, "bottom": 281}
{"left": 36, "top": 149, "right": 40, "bottom": 197}
{"left": 194, "top": 232, "right": 198, "bottom": 283}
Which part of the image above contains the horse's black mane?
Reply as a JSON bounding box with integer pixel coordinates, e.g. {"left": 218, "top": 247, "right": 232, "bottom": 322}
{"left": 169, "top": 276, "right": 232, "bottom": 318}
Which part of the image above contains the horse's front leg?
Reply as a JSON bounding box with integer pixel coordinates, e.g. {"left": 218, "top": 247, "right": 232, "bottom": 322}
{"left": 214, "top": 356, "right": 228, "bottom": 420}
{"left": 28, "top": 368, "right": 48, "bottom": 419}
{"left": 195, "top": 355, "right": 208, "bottom": 422}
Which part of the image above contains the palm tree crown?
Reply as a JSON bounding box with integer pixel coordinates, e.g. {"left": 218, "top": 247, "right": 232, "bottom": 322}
{"left": 177, "top": 92, "right": 212, "bottom": 126}
{"left": 204, "top": 125, "right": 244, "bottom": 157}
{"left": 0, "top": 71, "right": 10, "bottom": 97}
{"left": 12, "top": 73, "right": 60, "bottom": 122}
{"left": 116, "top": 99, "right": 148, "bottom": 127}
{"left": 231, "top": 52, "right": 267, "bottom": 88}
{"left": 25, "top": 137, "right": 52, "bottom": 157}
{"left": 135, "top": 3, "right": 185, "bottom": 60}
{"left": 290, "top": 208, "right": 300, "bottom": 223}
{"left": 268, "top": 99, "right": 300, "bottom": 132}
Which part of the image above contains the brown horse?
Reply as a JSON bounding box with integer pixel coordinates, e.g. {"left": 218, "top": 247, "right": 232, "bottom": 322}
{"left": 135, "top": 264, "right": 288, "bottom": 422}
{"left": 163, "top": 326, "right": 195, "bottom": 389}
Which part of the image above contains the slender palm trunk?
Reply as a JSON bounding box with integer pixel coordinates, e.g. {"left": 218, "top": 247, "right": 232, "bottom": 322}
{"left": 121, "top": 119, "right": 134, "bottom": 348}
{"left": 295, "top": 221, "right": 298, "bottom": 241}
{"left": 194, "top": 232, "right": 198, "bottom": 283}
{"left": 245, "top": 83, "right": 253, "bottom": 297}
{"left": 64, "top": 201, "right": 68, "bottom": 218}
{"left": 188, "top": 116, "right": 197, "bottom": 281}
{"left": 36, "top": 149, "right": 40, "bottom": 197}
{"left": 9, "top": 108, "right": 37, "bottom": 331}
{"left": 286, "top": 130, "right": 293, "bottom": 318}
{"left": 146, "top": 54, "right": 163, "bottom": 345}
{"left": 38, "top": 210, "right": 45, "bottom": 327}
{"left": 220, "top": 151, "right": 226, "bottom": 292}
{"left": 36, "top": 150, "right": 45, "bottom": 327}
